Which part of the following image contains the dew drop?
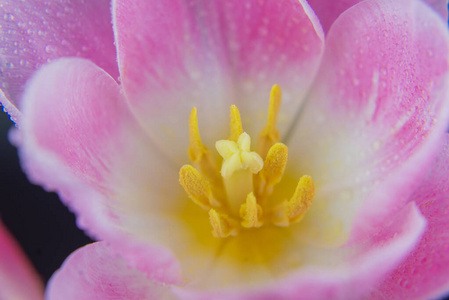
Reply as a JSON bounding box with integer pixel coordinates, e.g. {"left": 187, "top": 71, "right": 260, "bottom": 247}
{"left": 3, "top": 13, "right": 14, "bottom": 21}
{"left": 45, "top": 44, "right": 56, "bottom": 53}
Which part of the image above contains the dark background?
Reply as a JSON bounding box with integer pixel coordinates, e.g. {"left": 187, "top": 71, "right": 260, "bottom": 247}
{"left": 0, "top": 110, "right": 93, "bottom": 283}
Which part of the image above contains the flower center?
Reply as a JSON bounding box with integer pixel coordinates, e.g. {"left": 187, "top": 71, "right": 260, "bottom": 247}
{"left": 179, "top": 85, "right": 314, "bottom": 238}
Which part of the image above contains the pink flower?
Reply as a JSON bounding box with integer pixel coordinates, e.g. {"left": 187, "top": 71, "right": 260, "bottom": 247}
{"left": 2, "top": 0, "right": 449, "bottom": 299}
{"left": 0, "top": 220, "right": 44, "bottom": 300}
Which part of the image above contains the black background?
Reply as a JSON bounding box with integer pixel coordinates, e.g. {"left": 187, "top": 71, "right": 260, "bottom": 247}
{"left": 0, "top": 110, "right": 92, "bottom": 283}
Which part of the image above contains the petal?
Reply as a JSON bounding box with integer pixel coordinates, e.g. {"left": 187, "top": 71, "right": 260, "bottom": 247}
{"left": 0, "top": 0, "right": 118, "bottom": 115}
{"left": 307, "top": 0, "right": 448, "bottom": 33}
{"left": 287, "top": 0, "right": 449, "bottom": 246}
{"left": 46, "top": 242, "right": 177, "bottom": 300}
{"left": 18, "top": 57, "right": 183, "bottom": 281}
{"left": 113, "top": 0, "right": 324, "bottom": 163}
{"left": 371, "top": 135, "right": 449, "bottom": 300}
{"left": 174, "top": 202, "right": 426, "bottom": 299}
{"left": 0, "top": 220, "right": 44, "bottom": 300}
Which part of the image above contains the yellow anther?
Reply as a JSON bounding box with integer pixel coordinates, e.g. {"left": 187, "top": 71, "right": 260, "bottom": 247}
{"left": 258, "top": 84, "right": 282, "bottom": 158}
{"left": 229, "top": 105, "right": 243, "bottom": 142}
{"left": 209, "top": 209, "right": 238, "bottom": 238}
{"left": 273, "top": 175, "right": 314, "bottom": 227}
{"left": 257, "top": 143, "right": 288, "bottom": 197}
{"left": 240, "top": 192, "right": 263, "bottom": 228}
{"left": 216, "top": 132, "right": 263, "bottom": 179}
{"left": 187, "top": 107, "right": 223, "bottom": 192}
{"left": 188, "top": 107, "right": 207, "bottom": 163}
{"left": 179, "top": 165, "right": 219, "bottom": 210}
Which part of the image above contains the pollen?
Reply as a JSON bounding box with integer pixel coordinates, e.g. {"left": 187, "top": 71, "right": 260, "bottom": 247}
{"left": 179, "top": 165, "right": 220, "bottom": 209}
{"left": 209, "top": 209, "right": 238, "bottom": 238}
{"left": 240, "top": 192, "right": 263, "bottom": 228}
{"left": 179, "top": 85, "right": 315, "bottom": 238}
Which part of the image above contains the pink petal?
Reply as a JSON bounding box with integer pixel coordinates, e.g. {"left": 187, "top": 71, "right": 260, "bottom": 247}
{"left": 308, "top": 0, "right": 448, "bottom": 33}
{"left": 113, "top": 0, "right": 324, "bottom": 163}
{"left": 0, "top": 220, "right": 44, "bottom": 300}
{"left": 174, "top": 202, "right": 426, "bottom": 300}
{"left": 287, "top": 0, "right": 449, "bottom": 246}
{"left": 18, "top": 57, "right": 182, "bottom": 282}
{"left": 46, "top": 242, "right": 176, "bottom": 300}
{"left": 0, "top": 0, "right": 118, "bottom": 115}
{"left": 371, "top": 135, "right": 449, "bottom": 300}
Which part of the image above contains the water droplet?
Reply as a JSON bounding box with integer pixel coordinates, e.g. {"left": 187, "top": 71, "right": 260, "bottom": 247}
{"left": 427, "top": 49, "right": 434, "bottom": 57}
{"left": 3, "top": 13, "right": 14, "bottom": 21}
{"left": 45, "top": 45, "right": 56, "bottom": 53}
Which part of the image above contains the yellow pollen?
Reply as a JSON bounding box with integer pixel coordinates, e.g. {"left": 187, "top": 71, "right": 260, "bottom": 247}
{"left": 273, "top": 175, "right": 315, "bottom": 227}
{"left": 188, "top": 107, "right": 207, "bottom": 163}
{"left": 240, "top": 192, "right": 263, "bottom": 228}
{"left": 257, "top": 84, "right": 282, "bottom": 158}
{"left": 188, "top": 107, "right": 223, "bottom": 192}
{"left": 256, "top": 143, "right": 288, "bottom": 199}
{"left": 179, "top": 165, "right": 219, "bottom": 210}
{"left": 209, "top": 209, "right": 238, "bottom": 238}
{"left": 179, "top": 84, "right": 315, "bottom": 238}
{"left": 229, "top": 105, "right": 243, "bottom": 142}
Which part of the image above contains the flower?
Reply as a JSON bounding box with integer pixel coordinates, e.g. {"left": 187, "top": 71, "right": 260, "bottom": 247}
{"left": 0, "top": 220, "right": 44, "bottom": 300}
{"left": 2, "top": 0, "right": 449, "bottom": 299}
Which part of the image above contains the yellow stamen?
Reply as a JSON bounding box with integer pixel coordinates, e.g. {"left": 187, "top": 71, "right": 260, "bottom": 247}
{"left": 179, "top": 86, "right": 315, "bottom": 239}
{"left": 179, "top": 165, "right": 219, "bottom": 210}
{"left": 256, "top": 143, "right": 288, "bottom": 198}
{"left": 258, "top": 84, "right": 282, "bottom": 158}
{"left": 229, "top": 105, "right": 243, "bottom": 142}
{"left": 209, "top": 209, "right": 238, "bottom": 238}
{"left": 240, "top": 192, "right": 263, "bottom": 228}
{"left": 188, "top": 107, "right": 206, "bottom": 163}
{"left": 273, "top": 175, "right": 314, "bottom": 227}
{"left": 188, "top": 107, "right": 223, "bottom": 191}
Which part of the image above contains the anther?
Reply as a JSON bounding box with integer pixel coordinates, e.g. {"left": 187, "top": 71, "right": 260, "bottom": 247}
{"left": 272, "top": 175, "right": 314, "bottom": 227}
{"left": 256, "top": 143, "right": 288, "bottom": 198}
{"left": 209, "top": 209, "right": 238, "bottom": 238}
{"left": 258, "top": 84, "right": 282, "bottom": 158}
{"left": 188, "top": 107, "right": 223, "bottom": 190}
{"left": 229, "top": 105, "right": 243, "bottom": 142}
{"left": 179, "top": 165, "right": 220, "bottom": 210}
{"left": 240, "top": 192, "right": 263, "bottom": 228}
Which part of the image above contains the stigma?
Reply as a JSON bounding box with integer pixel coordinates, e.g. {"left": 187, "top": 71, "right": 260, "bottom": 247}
{"left": 179, "top": 85, "right": 315, "bottom": 238}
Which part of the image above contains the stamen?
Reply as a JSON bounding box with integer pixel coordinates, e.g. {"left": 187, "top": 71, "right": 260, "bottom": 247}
{"left": 240, "top": 192, "right": 263, "bottom": 228}
{"left": 188, "top": 107, "right": 207, "bottom": 163}
{"left": 179, "top": 165, "right": 219, "bottom": 210}
{"left": 258, "top": 84, "right": 282, "bottom": 158}
{"left": 229, "top": 105, "right": 243, "bottom": 142}
{"left": 273, "top": 175, "right": 314, "bottom": 227}
{"left": 209, "top": 209, "right": 238, "bottom": 238}
{"left": 188, "top": 107, "right": 223, "bottom": 190}
{"left": 256, "top": 143, "right": 288, "bottom": 198}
